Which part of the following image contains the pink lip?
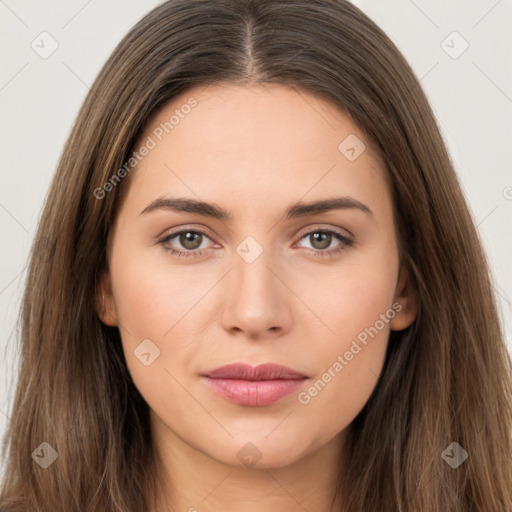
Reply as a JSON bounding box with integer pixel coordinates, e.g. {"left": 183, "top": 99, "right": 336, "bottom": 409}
{"left": 201, "top": 363, "right": 309, "bottom": 407}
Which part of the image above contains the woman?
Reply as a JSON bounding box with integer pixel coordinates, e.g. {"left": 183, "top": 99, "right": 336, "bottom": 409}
{"left": 1, "top": 0, "right": 511, "bottom": 510}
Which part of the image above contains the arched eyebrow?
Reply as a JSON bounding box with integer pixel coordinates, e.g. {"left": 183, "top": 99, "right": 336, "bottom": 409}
{"left": 139, "top": 196, "right": 373, "bottom": 220}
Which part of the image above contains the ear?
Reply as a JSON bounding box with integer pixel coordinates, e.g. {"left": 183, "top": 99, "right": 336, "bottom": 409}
{"left": 96, "top": 270, "right": 119, "bottom": 327}
{"left": 390, "top": 263, "right": 418, "bottom": 331}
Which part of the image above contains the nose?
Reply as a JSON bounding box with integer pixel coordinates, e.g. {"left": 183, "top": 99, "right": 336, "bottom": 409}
{"left": 220, "top": 245, "right": 292, "bottom": 340}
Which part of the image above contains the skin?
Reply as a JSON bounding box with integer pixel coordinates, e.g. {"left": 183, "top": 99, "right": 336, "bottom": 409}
{"left": 98, "top": 83, "right": 418, "bottom": 512}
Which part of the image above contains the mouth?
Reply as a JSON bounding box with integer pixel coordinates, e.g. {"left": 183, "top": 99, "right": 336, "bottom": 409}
{"left": 201, "top": 363, "right": 309, "bottom": 407}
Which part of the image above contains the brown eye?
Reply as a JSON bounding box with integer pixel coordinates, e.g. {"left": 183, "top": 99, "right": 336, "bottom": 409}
{"left": 178, "top": 231, "right": 203, "bottom": 250}
{"left": 159, "top": 229, "right": 215, "bottom": 257}
{"left": 296, "top": 228, "right": 354, "bottom": 257}
{"left": 309, "top": 232, "right": 332, "bottom": 250}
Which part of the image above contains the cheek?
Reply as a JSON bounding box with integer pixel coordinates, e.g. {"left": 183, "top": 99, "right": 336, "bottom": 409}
{"left": 108, "top": 255, "right": 196, "bottom": 414}
{"left": 318, "top": 238, "right": 399, "bottom": 342}
{"left": 110, "top": 242, "right": 206, "bottom": 337}
{"left": 297, "top": 337, "right": 386, "bottom": 443}
{"left": 297, "top": 296, "right": 394, "bottom": 438}
{"left": 298, "top": 244, "right": 398, "bottom": 428}
{"left": 108, "top": 244, "right": 214, "bottom": 392}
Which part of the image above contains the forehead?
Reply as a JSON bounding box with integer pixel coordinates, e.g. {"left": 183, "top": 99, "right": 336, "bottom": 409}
{"left": 141, "top": 82, "right": 382, "bottom": 161}
{"left": 122, "top": 83, "right": 389, "bottom": 218}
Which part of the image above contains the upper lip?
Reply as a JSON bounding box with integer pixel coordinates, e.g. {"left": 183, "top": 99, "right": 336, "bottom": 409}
{"left": 202, "top": 363, "right": 308, "bottom": 380}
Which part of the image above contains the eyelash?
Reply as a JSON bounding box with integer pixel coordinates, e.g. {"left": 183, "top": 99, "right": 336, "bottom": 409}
{"left": 158, "top": 227, "right": 354, "bottom": 259}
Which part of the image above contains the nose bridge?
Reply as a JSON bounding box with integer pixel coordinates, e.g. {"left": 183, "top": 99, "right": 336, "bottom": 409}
{"left": 232, "top": 233, "right": 277, "bottom": 301}
{"left": 220, "top": 232, "right": 291, "bottom": 336}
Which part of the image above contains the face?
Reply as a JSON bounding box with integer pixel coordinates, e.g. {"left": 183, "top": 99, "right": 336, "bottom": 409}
{"left": 99, "top": 83, "right": 417, "bottom": 469}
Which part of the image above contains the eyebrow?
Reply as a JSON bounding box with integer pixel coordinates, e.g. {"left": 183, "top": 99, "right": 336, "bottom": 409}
{"left": 139, "top": 196, "right": 373, "bottom": 220}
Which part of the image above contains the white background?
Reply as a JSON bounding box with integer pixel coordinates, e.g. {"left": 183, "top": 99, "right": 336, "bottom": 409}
{"left": 1, "top": 0, "right": 511, "bottom": 476}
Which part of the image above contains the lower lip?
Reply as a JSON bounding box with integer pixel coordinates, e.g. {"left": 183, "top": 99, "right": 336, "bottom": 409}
{"left": 203, "top": 377, "right": 306, "bottom": 407}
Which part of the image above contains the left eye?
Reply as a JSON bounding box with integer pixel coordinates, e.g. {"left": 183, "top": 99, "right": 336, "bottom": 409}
{"left": 296, "top": 229, "right": 351, "bottom": 252}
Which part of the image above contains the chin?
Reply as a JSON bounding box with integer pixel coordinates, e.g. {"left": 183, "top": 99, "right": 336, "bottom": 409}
{"left": 204, "top": 434, "right": 315, "bottom": 470}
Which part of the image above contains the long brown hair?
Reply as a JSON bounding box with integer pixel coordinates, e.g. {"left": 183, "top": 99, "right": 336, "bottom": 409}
{"left": 1, "top": 1, "right": 511, "bottom": 510}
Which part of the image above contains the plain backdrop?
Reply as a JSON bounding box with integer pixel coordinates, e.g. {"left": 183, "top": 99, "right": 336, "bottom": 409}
{"left": 1, "top": 0, "right": 511, "bottom": 478}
